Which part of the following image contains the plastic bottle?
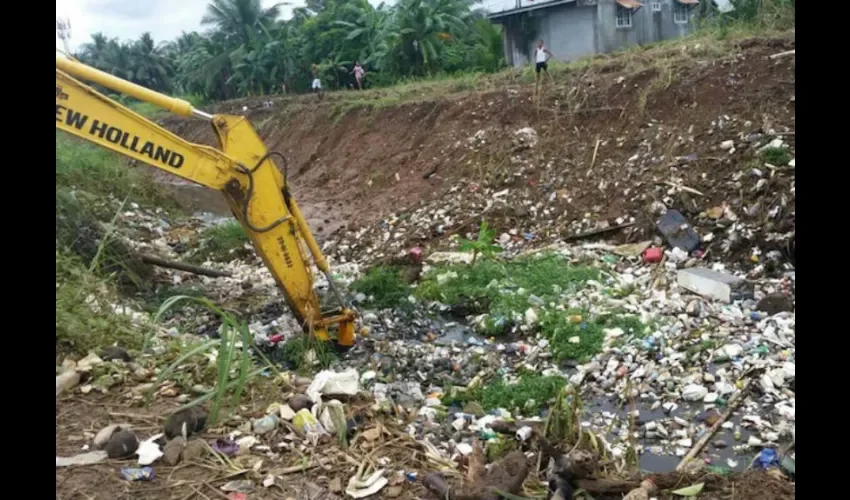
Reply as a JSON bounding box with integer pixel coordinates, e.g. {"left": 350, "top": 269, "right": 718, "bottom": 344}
{"left": 253, "top": 414, "right": 280, "bottom": 434}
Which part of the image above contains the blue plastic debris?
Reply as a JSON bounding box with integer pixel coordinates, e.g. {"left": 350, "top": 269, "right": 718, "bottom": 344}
{"left": 120, "top": 467, "right": 155, "bottom": 481}
{"left": 755, "top": 448, "right": 779, "bottom": 469}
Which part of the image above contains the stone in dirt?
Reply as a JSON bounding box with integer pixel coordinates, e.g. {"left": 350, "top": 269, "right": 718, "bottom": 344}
{"left": 181, "top": 440, "right": 206, "bottom": 462}
{"left": 163, "top": 437, "right": 186, "bottom": 465}
{"left": 93, "top": 424, "right": 131, "bottom": 449}
{"left": 756, "top": 293, "right": 794, "bottom": 315}
{"left": 289, "top": 394, "right": 313, "bottom": 412}
{"left": 105, "top": 429, "right": 139, "bottom": 459}
{"left": 329, "top": 477, "right": 343, "bottom": 493}
{"left": 100, "top": 346, "right": 133, "bottom": 362}
{"left": 164, "top": 407, "right": 208, "bottom": 439}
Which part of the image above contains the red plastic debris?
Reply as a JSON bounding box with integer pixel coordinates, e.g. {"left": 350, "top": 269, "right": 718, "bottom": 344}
{"left": 643, "top": 247, "right": 663, "bottom": 263}
{"left": 267, "top": 333, "right": 284, "bottom": 344}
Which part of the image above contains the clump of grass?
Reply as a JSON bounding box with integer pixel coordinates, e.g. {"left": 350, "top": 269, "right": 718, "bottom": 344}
{"left": 417, "top": 253, "right": 600, "bottom": 330}
{"left": 542, "top": 312, "right": 648, "bottom": 362}
{"left": 147, "top": 296, "right": 276, "bottom": 426}
{"left": 56, "top": 189, "right": 154, "bottom": 291}
{"left": 56, "top": 250, "right": 149, "bottom": 356}
{"left": 56, "top": 133, "right": 178, "bottom": 292}
{"left": 281, "top": 334, "right": 338, "bottom": 372}
{"left": 140, "top": 283, "right": 209, "bottom": 316}
{"left": 351, "top": 266, "right": 412, "bottom": 309}
{"left": 486, "top": 436, "right": 518, "bottom": 461}
{"left": 457, "top": 221, "right": 503, "bottom": 265}
{"left": 687, "top": 339, "right": 718, "bottom": 357}
{"left": 479, "top": 372, "right": 567, "bottom": 414}
{"left": 119, "top": 94, "right": 208, "bottom": 119}
{"left": 191, "top": 221, "right": 251, "bottom": 263}
{"left": 56, "top": 132, "right": 172, "bottom": 207}
{"left": 760, "top": 146, "right": 791, "bottom": 166}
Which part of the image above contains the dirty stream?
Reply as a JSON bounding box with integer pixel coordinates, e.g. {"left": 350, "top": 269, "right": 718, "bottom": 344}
{"left": 57, "top": 34, "right": 795, "bottom": 500}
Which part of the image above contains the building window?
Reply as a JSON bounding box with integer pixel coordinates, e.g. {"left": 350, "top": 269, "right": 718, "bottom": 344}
{"left": 651, "top": 1, "right": 662, "bottom": 12}
{"left": 673, "top": 2, "right": 690, "bottom": 24}
{"left": 616, "top": 5, "right": 633, "bottom": 28}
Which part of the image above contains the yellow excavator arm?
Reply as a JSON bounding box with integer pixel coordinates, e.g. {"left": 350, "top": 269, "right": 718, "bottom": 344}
{"left": 56, "top": 54, "right": 356, "bottom": 347}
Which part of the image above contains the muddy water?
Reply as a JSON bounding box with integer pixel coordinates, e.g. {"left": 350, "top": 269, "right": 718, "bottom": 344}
{"left": 161, "top": 180, "right": 347, "bottom": 243}
{"left": 585, "top": 398, "right": 765, "bottom": 473}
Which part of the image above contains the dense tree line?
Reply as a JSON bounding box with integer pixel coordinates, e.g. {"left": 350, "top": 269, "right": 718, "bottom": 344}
{"left": 73, "top": 0, "right": 505, "bottom": 101}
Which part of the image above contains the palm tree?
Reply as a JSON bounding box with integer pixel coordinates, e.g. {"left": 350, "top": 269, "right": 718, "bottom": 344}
{"left": 388, "top": 0, "right": 476, "bottom": 75}
{"left": 130, "top": 32, "right": 173, "bottom": 91}
{"left": 334, "top": 3, "right": 392, "bottom": 69}
{"left": 201, "top": 0, "right": 285, "bottom": 45}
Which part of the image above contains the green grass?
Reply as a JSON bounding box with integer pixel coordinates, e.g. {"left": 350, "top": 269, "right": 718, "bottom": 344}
{"left": 190, "top": 221, "right": 251, "bottom": 263}
{"left": 55, "top": 133, "right": 180, "bottom": 354}
{"left": 761, "top": 146, "right": 792, "bottom": 166}
{"left": 479, "top": 372, "right": 567, "bottom": 414}
{"left": 121, "top": 94, "right": 208, "bottom": 119}
{"left": 350, "top": 266, "right": 412, "bottom": 310}
{"left": 416, "top": 254, "right": 649, "bottom": 361}
{"left": 148, "top": 295, "right": 277, "bottom": 425}
{"left": 56, "top": 251, "right": 150, "bottom": 356}
{"left": 542, "top": 311, "right": 648, "bottom": 362}
{"left": 56, "top": 132, "right": 172, "bottom": 207}
{"left": 417, "top": 253, "right": 599, "bottom": 331}
{"left": 280, "top": 334, "right": 338, "bottom": 372}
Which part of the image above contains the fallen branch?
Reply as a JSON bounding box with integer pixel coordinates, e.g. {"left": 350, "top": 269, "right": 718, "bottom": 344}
{"left": 562, "top": 222, "right": 635, "bottom": 242}
{"left": 139, "top": 254, "right": 232, "bottom": 278}
{"left": 586, "top": 136, "right": 601, "bottom": 177}
{"left": 769, "top": 49, "right": 795, "bottom": 60}
{"left": 675, "top": 378, "right": 753, "bottom": 472}
{"left": 662, "top": 181, "right": 705, "bottom": 197}
{"left": 574, "top": 478, "right": 637, "bottom": 494}
{"left": 277, "top": 461, "right": 319, "bottom": 475}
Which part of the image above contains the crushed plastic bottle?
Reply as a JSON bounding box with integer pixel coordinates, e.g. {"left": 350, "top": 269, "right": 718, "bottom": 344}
{"left": 253, "top": 414, "right": 280, "bottom": 434}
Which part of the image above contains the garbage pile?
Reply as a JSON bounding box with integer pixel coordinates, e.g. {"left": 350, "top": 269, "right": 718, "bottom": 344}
{"left": 324, "top": 119, "right": 795, "bottom": 279}
{"left": 56, "top": 112, "right": 795, "bottom": 498}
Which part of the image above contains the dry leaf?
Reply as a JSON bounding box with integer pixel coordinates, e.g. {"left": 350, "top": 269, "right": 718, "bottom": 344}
{"left": 362, "top": 428, "right": 381, "bottom": 441}
{"left": 467, "top": 440, "right": 486, "bottom": 483}
{"left": 672, "top": 482, "right": 705, "bottom": 496}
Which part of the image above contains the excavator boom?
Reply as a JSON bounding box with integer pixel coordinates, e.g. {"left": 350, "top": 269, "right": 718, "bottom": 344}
{"left": 55, "top": 54, "right": 356, "bottom": 347}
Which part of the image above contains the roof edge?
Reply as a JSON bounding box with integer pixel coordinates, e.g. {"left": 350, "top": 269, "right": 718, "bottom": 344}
{"left": 487, "top": 0, "right": 578, "bottom": 20}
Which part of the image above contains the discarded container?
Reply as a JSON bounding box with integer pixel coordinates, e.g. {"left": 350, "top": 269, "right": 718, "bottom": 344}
{"left": 643, "top": 247, "right": 663, "bottom": 263}
{"left": 120, "top": 467, "right": 155, "bottom": 481}
{"left": 516, "top": 426, "right": 533, "bottom": 441}
{"left": 252, "top": 414, "right": 280, "bottom": 434}
{"left": 677, "top": 268, "right": 753, "bottom": 303}
{"left": 656, "top": 209, "right": 700, "bottom": 252}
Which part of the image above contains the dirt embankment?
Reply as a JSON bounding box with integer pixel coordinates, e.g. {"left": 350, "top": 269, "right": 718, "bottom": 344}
{"left": 157, "top": 34, "right": 795, "bottom": 250}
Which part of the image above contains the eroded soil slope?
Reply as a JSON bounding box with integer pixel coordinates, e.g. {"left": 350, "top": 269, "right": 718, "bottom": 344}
{"left": 157, "top": 34, "right": 794, "bottom": 257}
